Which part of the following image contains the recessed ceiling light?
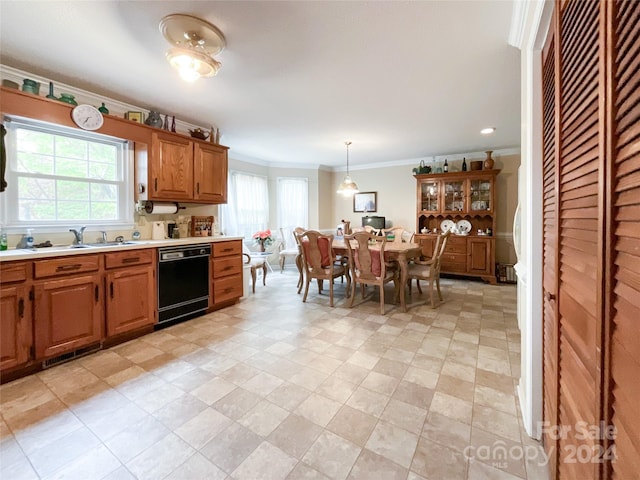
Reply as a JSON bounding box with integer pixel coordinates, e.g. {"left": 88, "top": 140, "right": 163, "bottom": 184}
{"left": 481, "top": 127, "right": 496, "bottom": 135}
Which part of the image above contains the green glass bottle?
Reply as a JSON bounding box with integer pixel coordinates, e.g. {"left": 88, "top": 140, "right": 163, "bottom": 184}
{"left": 98, "top": 102, "right": 109, "bottom": 114}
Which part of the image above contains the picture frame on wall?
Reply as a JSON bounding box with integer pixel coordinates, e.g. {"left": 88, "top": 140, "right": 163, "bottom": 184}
{"left": 125, "top": 111, "right": 144, "bottom": 123}
{"left": 353, "top": 191, "right": 377, "bottom": 213}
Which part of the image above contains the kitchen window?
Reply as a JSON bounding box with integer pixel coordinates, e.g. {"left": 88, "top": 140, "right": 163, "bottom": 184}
{"left": 1, "top": 116, "right": 133, "bottom": 230}
{"left": 277, "top": 177, "right": 308, "bottom": 229}
{"left": 219, "top": 171, "right": 269, "bottom": 238}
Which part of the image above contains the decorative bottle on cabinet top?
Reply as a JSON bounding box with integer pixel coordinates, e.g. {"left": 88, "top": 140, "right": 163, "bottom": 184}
{"left": 462, "top": 157, "right": 467, "bottom": 171}
{"left": 443, "top": 159, "right": 449, "bottom": 173}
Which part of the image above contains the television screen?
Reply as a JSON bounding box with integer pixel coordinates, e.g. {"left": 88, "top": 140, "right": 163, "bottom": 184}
{"left": 362, "top": 216, "right": 386, "bottom": 230}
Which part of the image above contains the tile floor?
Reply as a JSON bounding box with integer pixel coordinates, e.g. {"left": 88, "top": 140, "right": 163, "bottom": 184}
{"left": 0, "top": 270, "right": 550, "bottom": 480}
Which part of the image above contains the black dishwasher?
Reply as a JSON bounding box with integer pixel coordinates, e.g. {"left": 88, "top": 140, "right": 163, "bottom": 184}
{"left": 157, "top": 244, "right": 211, "bottom": 326}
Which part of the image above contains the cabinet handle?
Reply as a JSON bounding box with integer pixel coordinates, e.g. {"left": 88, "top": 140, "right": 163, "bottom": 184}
{"left": 18, "top": 298, "right": 24, "bottom": 318}
{"left": 154, "top": 178, "right": 158, "bottom": 191}
{"left": 197, "top": 183, "right": 200, "bottom": 194}
{"left": 110, "top": 282, "right": 114, "bottom": 299}
{"left": 223, "top": 266, "right": 232, "bottom": 271}
{"left": 122, "top": 257, "right": 139, "bottom": 264}
{"left": 95, "top": 285, "right": 99, "bottom": 302}
{"left": 56, "top": 264, "right": 82, "bottom": 272}
{"left": 545, "top": 291, "right": 556, "bottom": 302}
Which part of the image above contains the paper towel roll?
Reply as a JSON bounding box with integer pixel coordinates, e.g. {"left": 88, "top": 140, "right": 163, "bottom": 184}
{"left": 144, "top": 201, "right": 179, "bottom": 215}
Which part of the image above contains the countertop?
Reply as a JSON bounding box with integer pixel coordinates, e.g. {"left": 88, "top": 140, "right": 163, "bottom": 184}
{"left": 0, "top": 236, "right": 244, "bottom": 262}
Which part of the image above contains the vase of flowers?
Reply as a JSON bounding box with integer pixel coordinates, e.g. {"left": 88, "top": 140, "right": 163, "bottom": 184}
{"left": 252, "top": 229, "right": 273, "bottom": 252}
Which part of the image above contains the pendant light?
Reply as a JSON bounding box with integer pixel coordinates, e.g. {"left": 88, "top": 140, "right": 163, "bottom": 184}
{"left": 337, "top": 141, "right": 360, "bottom": 196}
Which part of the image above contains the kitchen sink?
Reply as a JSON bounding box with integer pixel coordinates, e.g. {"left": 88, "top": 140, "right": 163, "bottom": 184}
{"left": 85, "top": 241, "right": 137, "bottom": 247}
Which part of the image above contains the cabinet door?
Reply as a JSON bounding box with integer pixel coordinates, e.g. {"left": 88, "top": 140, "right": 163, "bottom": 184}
{"left": 0, "top": 284, "right": 32, "bottom": 370}
{"left": 106, "top": 265, "right": 155, "bottom": 337}
{"left": 194, "top": 143, "right": 227, "bottom": 203}
{"left": 150, "top": 132, "right": 193, "bottom": 200}
{"left": 442, "top": 180, "right": 466, "bottom": 213}
{"left": 415, "top": 234, "right": 436, "bottom": 259}
{"left": 467, "top": 238, "right": 492, "bottom": 275}
{"left": 468, "top": 176, "right": 494, "bottom": 214}
{"left": 34, "top": 273, "right": 103, "bottom": 359}
{"left": 418, "top": 180, "right": 440, "bottom": 212}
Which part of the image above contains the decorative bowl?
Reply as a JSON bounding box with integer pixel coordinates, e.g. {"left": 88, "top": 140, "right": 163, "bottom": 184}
{"left": 189, "top": 128, "right": 209, "bottom": 140}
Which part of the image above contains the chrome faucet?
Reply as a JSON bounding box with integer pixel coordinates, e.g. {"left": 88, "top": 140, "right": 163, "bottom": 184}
{"left": 69, "top": 226, "right": 86, "bottom": 245}
{"left": 99, "top": 231, "right": 108, "bottom": 243}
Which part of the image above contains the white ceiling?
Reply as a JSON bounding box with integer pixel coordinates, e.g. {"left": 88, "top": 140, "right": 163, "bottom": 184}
{"left": 0, "top": 1, "right": 521, "bottom": 169}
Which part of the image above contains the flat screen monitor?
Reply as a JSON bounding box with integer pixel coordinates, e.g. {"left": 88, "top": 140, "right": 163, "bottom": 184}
{"left": 362, "top": 216, "right": 386, "bottom": 230}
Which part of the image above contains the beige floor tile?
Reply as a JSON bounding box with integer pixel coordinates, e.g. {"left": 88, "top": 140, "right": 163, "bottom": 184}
{"left": 13, "top": 408, "right": 83, "bottom": 455}
{"left": 238, "top": 400, "right": 289, "bottom": 436}
{"left": 365, "top": 420, "right": 419, "bottom": 469}
{"left": 347, "top": 448, "right": 408, "bottom": 479}
{"left": 268, "top": 413, "right": 323, "bottom": 459}
{"left": 360, "top": 370, "right": 401, "bottom": 396}
{"left": 174, "top": 407, "right": 233, "bottom": 449}
{"left": 472, "top": 404, "right": 522, "bottom": 443}
{"left": 467, "top": 459, "right": 524, "bottom": 480}
{"left": 219, "top": 362, "right": 262, "bottom": 385}
{"left": 326, "top": 405, "right": 378, "bottom": 447}
{"left": 411, "top": 437, "right": 467, "bottom": 479}
{"left": 84, "top": 401, "right": 149, "bottom": 441}
{"left": 440, "top": 360, "right": 476, "bottom": 383}
{"left": 469, "top": 427, "right": 527, "bottom": 478}
{"left": 231, "top": 441, "right": 298, "bottom": 480}
{"left": 347, "top": 350, "right": 380, "bottom": 370}
{"left": 286, "top": 462, "right": 330, "bottom": 479}
{"left": 295, "top": 392, "right": 342, "bottom": 427}
{"left": 436, "top": 374, "right": 475, "bottom": 403}
{"left": 346, "top": 387, "right": 390, "bottom": 418}
{"left": 242, "top": 371, "right": 285, "bottom": 396}
{"left": 152, "top": 392, "right": 208, "bottom": 430}
{"left": 316, "top": 375, "right": 358, "bottom": 403}
{"left": 429, "top": 392, "right": 473, "bottom": 424}
{"left": 267, "top": 382, "right": 313, "bottom": 411}
{"left": 200, "top": 422, "right": 263, "bottom": 474}
{"left": 333, "top": 363, "right": 370, "bottom": 385}
{"left": 125, "top": 433, "right": 195, "bottom": 480}
{"left": 391, "top": 380, "right": 435, "bottom": 410}
{"left": 402, "top": 365, "right": 439, "bottom": 389}
{"left": 1, "top": 454, "right": 39, "bottom": 480}
{"left": 302, "top": 430, "right": 361, "bottom": 480}
{"left": 190, "top": 376, "right": 238, "bottom": 405}
{"left": 164, "top": 452, "right": 226, "bottom": 480}
{"left": 104, "top": 415, "right": 169, "bottom": 462}
{"left": 43, "top": 444, "right": 121, "bottom": 480}
{"left": 474, "top": 368, "right": 515, "bottom": 395}
{"left": 134, "top": 382, "right": 185, "bottom": 413}
{"left": 380, "top": 398, "right": 427, "bottom": 435}
{"left": 474, "top": 384, "right": 518, "bottom": 416}
{"left": 422, "top": 411, "right": 471, "bottom": 452}
{"left": 212, "top": 386, "right": 263, "bottom": 420}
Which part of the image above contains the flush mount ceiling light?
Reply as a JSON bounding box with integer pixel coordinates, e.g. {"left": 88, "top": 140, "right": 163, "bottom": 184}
{"left": 337, "top": 141, "right": 360, "bottom": 197}
{"left": 481, "top": 127, "right": 496, "bottom": 135}
{"left": 160, "top": 14, "right": 225, "bottom": 82}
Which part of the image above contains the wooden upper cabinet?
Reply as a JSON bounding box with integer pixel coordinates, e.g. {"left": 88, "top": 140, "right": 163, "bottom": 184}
{"left": 150, "top": 132, "right": 194, "bottom": 200}
{"left": 146, "top": 131, "right": 229, "bottom": 204}
{"left": 194, "top": 142, "right": 228, "bottom": 203}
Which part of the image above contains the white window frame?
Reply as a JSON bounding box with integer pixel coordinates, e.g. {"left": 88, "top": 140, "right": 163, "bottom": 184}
{"left": 277, "top": 176, "right": 308, "bottom": 230}
{"left": 1, "top": 115, "right": 134, "bottom": 232}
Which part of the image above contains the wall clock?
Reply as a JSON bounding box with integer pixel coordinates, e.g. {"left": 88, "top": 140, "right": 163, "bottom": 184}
{"left": 71, "top": 104, "right": 104, "bottom": 131}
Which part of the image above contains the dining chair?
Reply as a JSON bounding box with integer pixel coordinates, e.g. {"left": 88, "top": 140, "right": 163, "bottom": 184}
{"left": 242, "top": 245, "right": 268, "bottom": 293}
{"left": 406, "top": 230, "right": 451, "bottom": 307}
{"left": 299, "top": 230, "right": 349, "bottom": 307}
{"left": 383, "top": 227, "right": 415, "bottom": 243}
{"left": 279, "top": 227, "right": 301, "bottom": 272}
{"left": 344, "top": 231, "right": 399, "bottom": 315}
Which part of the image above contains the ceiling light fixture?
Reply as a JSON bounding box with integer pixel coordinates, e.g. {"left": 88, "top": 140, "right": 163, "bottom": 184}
{"left": 481, "top": 127, "right": 496, "bottom": 135}
{"left": 337, "top": 141, "right": 360, "bottom": 197}
{"left": 160, "top": 14, "right": 225, "bottom": 82}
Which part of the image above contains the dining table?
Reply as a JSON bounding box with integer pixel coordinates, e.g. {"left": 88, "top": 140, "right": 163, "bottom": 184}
{"left": 331, "top": 237, "right": 423, "bottom": 313}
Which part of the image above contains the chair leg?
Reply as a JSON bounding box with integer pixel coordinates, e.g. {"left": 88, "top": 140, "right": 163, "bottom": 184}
{"left": 296, "top": 255, "right": 304, "bottom": 294}
{"left": 329, "top": 278, "right": 335, "bottom": 307}
{"left": 429, "top": 278, "right": 436, "bottom": 308}
{"left": 416, "top": 279, "right": 423, "bottom": 294}
{"left": 280, "top": 256, "right": 285, "bottom": 273}
{"left": 302, "top": 276, "right": 310, "bottom": 303}
{"left": 436, "top": 274, "right": 443, "bottom": 301}
{"left": 262, "top": 263, "right": 267, "bottom": 286}
{"left": 251, "top": 266, "right": 257, "bottom": 293}
{"left": 349, "top": 280, "right": 356, "bottom": 308}
{"left": 379, "top": 285, "right": 385, "bottom": 315}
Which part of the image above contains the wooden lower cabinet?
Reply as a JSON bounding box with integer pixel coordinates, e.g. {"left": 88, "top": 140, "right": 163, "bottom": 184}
{"left": 0, "top": 274, "right": 32, "bottom": 371}
{"left": 415, "top": 234, "right": 495, "bottom": 282}
{"left": 33, "top": 272, "right": 103, "bottom": 359}
{"left": 211, "top": 240, "right": 243, "bottom": 307}
{"left": 104, "top": 250, "right": 156, "bottom": 336}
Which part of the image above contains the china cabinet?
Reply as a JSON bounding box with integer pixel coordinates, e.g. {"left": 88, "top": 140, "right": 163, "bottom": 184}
{"left": 414, "top": 169, "right": 498, "bottom": 283}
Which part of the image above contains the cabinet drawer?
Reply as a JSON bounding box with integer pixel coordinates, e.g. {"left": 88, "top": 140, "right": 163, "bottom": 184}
{"left": 445, "top": 237, "right": 467, "bottom": 254}
{"left": 35, "top": 255, "right": 100, "bottom": 278}
{"left": 213, "top": 240, "right": 242, "bottom": 257}
{"left": 213, "top": 256, "right": 242, "bottom": 278}
{"left": 0, "top": 262, "right": 30, "bottom": 284}
{"left": 213, "top": 274, "right": 243, "bottom": 304}
{"left": 441, "top": 253, "right": 467, "bottom": 272}
{"left": 441, "top": 261, "right": 467, "bottom": 273}
{"left": 105, "top": 249, "right": 154, "bottom": 269}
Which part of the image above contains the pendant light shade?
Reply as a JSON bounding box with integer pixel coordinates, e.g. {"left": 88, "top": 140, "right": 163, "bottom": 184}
{"left": 337, "top": 141, "right": 360, "bottom": 196}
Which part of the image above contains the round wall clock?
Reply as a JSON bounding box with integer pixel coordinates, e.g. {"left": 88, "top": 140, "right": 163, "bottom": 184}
{"left": 71, "top": 104, "right": 104, "bottom": 131}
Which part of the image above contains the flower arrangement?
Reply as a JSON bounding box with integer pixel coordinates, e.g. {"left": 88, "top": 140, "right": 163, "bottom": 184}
{"left": 252, "top": 229, "right": 273, "bottom": 251}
